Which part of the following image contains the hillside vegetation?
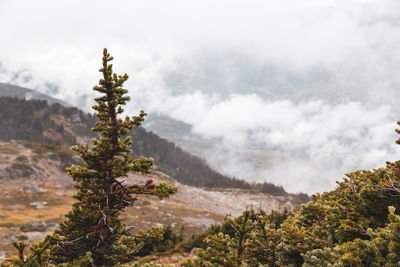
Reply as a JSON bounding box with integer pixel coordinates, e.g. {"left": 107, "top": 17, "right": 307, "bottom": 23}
{"left": 0, "top": 95, "right": 305, "bottom": 200}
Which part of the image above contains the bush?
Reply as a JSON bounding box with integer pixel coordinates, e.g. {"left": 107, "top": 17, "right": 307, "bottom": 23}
{"left": 137, "top": 225, "right": 184, "bottom": 256}
{"left": 20, "top": 223, "right": 46, "bottom": 232}
{"left": 189, "top": 161, "right": 400, "bottom": 266}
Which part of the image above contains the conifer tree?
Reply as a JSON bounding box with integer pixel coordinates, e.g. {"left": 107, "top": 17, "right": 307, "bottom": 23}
{"left": 48, "top": 48, "right": 177, "bottom": 266}
{"left": 191, "top": 210, "right": 253, "bottom": 266}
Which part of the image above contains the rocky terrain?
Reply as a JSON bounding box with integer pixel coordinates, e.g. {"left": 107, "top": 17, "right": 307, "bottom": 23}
{"left": 0, "top": 141, "right": 297, "bottom": 261}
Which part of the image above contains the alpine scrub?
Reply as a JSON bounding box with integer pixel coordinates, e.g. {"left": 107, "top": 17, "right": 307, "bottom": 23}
{"left": 186, "top": 121, "right": 400, "bottom": 266}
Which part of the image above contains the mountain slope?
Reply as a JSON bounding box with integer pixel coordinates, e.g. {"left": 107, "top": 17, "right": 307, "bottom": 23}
{"left": 0, "top": 87, "right": 309, "bottom": 262}
{"left": 0, "top": 83, "right": 71, "bottom": 107}
{"left": 0, "top": 141, "right": 297, "bottom": 259}
{"left": 0, "top": 95, "right": 305, "bottom": 198}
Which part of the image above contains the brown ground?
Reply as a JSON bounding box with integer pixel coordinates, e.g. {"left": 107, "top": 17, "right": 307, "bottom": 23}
{"left": 0, "top": 141, "right": 295, "bottom": 264}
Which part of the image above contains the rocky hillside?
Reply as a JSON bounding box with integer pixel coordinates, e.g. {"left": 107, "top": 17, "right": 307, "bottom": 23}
{"left": 0, "top": 141, "right": 298, "bottom": 260}
{"left": 0, "top": 95, "right": 307, "bottom": 197}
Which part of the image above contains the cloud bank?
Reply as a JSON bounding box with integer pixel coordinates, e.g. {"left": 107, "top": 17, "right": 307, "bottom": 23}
{"left": 136, "top": 89, "right": 400, "bottom": 193}
{"left": 1, "top": 0, "right": 400, "bottom": 101}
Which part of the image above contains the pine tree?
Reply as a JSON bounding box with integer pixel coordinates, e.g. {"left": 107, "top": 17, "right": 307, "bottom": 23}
{"left": 48, "top": 48, "right": 177, "bottom": 266}
{"left": 396, "top": 121, "right": 400, "bottom": 145}
{"left": 245, "top": 211, "right": 288, "bottom": 266}
{"left": 191, "top": 210, "right": 253, "bottom": 266}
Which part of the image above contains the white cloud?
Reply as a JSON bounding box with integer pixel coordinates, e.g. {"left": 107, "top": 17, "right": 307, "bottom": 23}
{"left": 1, "top": 0, "right": 400, "bottom": 92}
{"left": 135, "top": 87, "right": 400, "bottom": 193}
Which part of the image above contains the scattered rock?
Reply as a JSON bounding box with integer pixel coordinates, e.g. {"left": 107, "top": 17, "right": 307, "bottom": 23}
{"left": 190, "top": 247, "right": 198, "bottom": 256}
{"left": 0, "top": 168, "right": 9, "bottom": 178}
{"left": 48, "top": 153, "right": 60, "bottom": 161}
{"left": 25, "top": 231, "right": 48, "bottom": 242}
{"left": 29, "top": 202, "right": 48, "bottom": 209}
{"left": 71, "top": 113, "right": 82, "bottom": 123}
{"left": 5, "top": 164, "right": 36, "bottom": 178}
{"left": 23, "top": 184, "right": 47, "bottom": 193}
{"left": 284, "top": 201, "right": 294, "bottom": 210}
{"left": 30, "top": 221, "right": 57, "bottom": 229}
{"left": 142, "top": 200, "right": 151, "bottom": 206}
{"left": 0, "top": 234, "right": 17, "bottom": 243}
{"left": 0, "top": 251, "right": 5, "bottom": 260}
{"left": 182, "top": 217, "right": 216, "bottom": 228}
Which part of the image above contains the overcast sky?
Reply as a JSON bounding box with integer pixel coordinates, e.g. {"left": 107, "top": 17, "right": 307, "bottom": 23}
{"left": 1, "top": 0, "right": 400, "bottom": 193}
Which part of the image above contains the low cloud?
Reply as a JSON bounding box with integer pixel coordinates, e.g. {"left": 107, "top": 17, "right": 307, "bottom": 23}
{"left": 137, "top": 90, "right": 400, "bottom": 193}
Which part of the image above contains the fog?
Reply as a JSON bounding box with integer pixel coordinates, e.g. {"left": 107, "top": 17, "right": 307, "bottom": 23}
{"left": 1, "top": 0, "right": 400, "bottom": 192}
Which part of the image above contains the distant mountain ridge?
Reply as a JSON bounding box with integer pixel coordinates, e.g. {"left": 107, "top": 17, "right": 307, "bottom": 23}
{"left": 0, "top": 83, "right": 71, "bottom": 107}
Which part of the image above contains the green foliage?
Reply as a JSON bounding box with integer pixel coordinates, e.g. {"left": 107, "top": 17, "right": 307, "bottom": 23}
{"left": 186, "top": 209, "right": 289, "bottom": 267}
{"left": 15, "top": 155, "right": 29, "bottom": 162}
{"left": 396, "top": 120, "right": 400, "bottom": 145}
{"left": 3, "top": 237, "right": 51, "bottom": 267}
{"left": 20, "top": 223, "right": 46, "bottom": 233}
{"left": 46, "top": 49, "right": 176, "bottom": 266}
{"left": 111, "top": 227, "right": 165, "bottom": 263}
{"left": 196, "top": 211, "right": 255, "bottom": 266}
{"left": 182, "top": 222, "right": 233, "bottom": 251}
{"left": 9, "top": 161, "right": 35, "bottom": 177}
{"left": 188, "top": 121, "right": 400, "bottom": 266}
{"left": 56, "top": 252, "right": 94, "bottom": 267}
{"left": 302, "top": 206, "right": 400, "bottom": 266}
{"left": 137, "top": 225, "right": 184, "bottom": 256}
{"left": 15, "top": 140, "right": 78, "bottom": 170}
{"left": 4, "top": 49, "right": 177, "bottom": 266}
{"left": 0, "top": 97, "right": 85, "bottom": 145}
{"left": 118, "top": 263, "right": 172, "bottom": 267}
{"left": 16, "top": 141, "right": 70, "bottom": 155}
{"left": 253, "top": 181, "right": 288, "bottom": 196}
